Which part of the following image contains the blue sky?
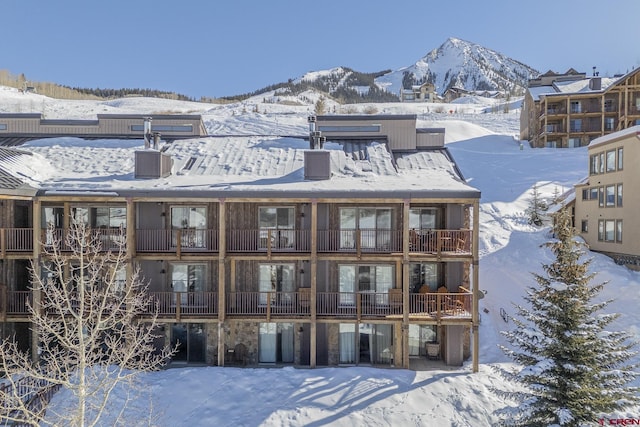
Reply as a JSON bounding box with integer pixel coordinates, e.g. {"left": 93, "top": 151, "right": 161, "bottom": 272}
{"left": 3, "top": 0, "right": 639, "bottom": 99}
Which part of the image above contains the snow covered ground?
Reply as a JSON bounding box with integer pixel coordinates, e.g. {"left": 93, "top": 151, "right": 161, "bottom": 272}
{"left": 2, "top": 86, "right": 639, "bottom": 426}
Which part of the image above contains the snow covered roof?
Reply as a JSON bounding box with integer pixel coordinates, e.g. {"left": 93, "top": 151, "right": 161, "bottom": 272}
{"left": 589, "top": 125, "right": 640, "bottom": 149}
{"left": 529, "top": 77, "right": 616, "bottom": 100}
{"left": 5, "top": 136, "right": 480, "bottom": 200}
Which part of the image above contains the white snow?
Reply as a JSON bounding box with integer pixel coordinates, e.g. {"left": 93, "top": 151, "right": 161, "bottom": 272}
{"left": 2, "top": 88, "right": 639, "bottom": 426}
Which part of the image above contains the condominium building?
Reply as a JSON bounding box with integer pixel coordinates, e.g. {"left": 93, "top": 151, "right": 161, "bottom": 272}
{"left": 0, "top": 114, "right": 481, "bottom": 371}
{"left": 520, "top": 67, "right": 640, "bottom": 148}
{"left": 574, "top": 125, "right": 640, "bottom": 267}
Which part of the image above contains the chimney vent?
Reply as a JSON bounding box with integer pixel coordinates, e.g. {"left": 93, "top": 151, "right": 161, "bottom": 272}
{"left": 304, "top": 150, "right": 331, "bottom": 180}
{"left": 135, "top": 150, "right": 172, "bottom": 179}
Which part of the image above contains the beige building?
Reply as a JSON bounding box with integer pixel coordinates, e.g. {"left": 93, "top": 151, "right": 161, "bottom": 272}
{"left": 0, "top": 114, "right": 480, "bottom": 371}
{"left": 574, "top": 125, "right": 640, "bottom": 266}
{"left": 520, "top": 68, "right": 640, "bottom": 148}
{"left": 400, "top": 82, "right": 438, "bottom": 103}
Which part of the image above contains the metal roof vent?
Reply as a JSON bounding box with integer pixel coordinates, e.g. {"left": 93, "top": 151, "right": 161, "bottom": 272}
{"left": 135, "top": 150, "right": 172, "bottom": 179}
{"left": 304, "top": 150, "right": 331, "bottom": 180}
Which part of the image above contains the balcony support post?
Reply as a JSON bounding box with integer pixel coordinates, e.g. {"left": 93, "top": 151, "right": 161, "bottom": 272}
{"left": 310, "top": 199, "right": 317, "bottom": 368}
{"left": 217, "top": 198, "right": 226, "bottom": 366}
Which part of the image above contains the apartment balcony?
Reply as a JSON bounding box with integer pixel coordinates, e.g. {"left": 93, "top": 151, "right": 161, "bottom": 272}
{"left": 0, "top": 287, "right": 472, "bottom": 322}
{"left": 226, "top": 291, "right": 310, "bottom": 319}
{"left": 227, "top": 229, "right": 311, "bottom": 253}
{"left": 540, "top": 107, "right": 566, "bottom": 118}
{"left": 145, "top": 291, "right": 218, "bottom": 320}
{"left": 317, "top": 229, "right": 402, "bottom": 253}
{"left": 0, "top": 227, "right": 472, "bottom": 258}
{"left": 136, "top": 229, "right": 218, "bottom": 253}
{"left": 408, "top": 229, "right": 471, "bottom": 256}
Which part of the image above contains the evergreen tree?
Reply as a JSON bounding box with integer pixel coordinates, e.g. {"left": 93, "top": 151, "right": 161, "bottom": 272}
{"left": 525, "top": 184, "right": 547, "bottom": 226}
{"left": 500, "top": 208, "right": 639, "bottom": 426}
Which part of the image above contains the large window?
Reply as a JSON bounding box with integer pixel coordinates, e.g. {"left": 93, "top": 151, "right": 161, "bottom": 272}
{"left": 171, "top": 206, "right": 206, "bottom": 248}
{"left": 339, "top": 264, "right": 393, "bottom": 305}
{"left": 339, "top": 207, "right": 392, "bottom": 250}
{"left": 259, "top": 207, "right": 294, "bottom": 249}
{"left": 409, "top": 208, "right": 439, "bottom": 230}
{"left": 408, "top": 325, "right": 437, "bottom": 357}
{"left": 72, "top": 206, "right": 127, "bottom": 229}
{"left": 339, "top": 323, "right": 393, "bottom": 365}
{"left": 259, "top": 322, "right": 294, "bottom": 363}
{"left": 570, "top": 119, "right": 582, "bottom": 132}
{"left": 605, "top": 185, "right": 615, "bottom": 207}
{"left": 409, "top": 262, "right": 442, "bottom": 293}
{"left": 259, "top": 264, "right": 295, "bottom": 305}
{"left": 170, "top": 263, "right": 206, "bottom": 305}
{"left": 599, "top": 220, "right": 617, "bottom": 242}
{"left": 570, "top": 101, "right": 581, "bottom": 113}
{"left": 606, "top": 150, "right": 616, "bottom": 172}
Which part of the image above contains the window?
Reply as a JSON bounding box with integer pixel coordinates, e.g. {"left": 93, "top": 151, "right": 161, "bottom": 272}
{"left": 339, "top": 207, "right": 392, "bottom": 250}
{"left": 408, "top": 325, "right": 437, "bottom": 356}
{"left": 590, "top": 154, "right": 599, "bottom": 175}
{"left": 568, "top": 138, "right": 581, "bottom": 148}
{"left": 0, "top": 124, "right": 6, "bottom": 130}
{"left": 605, "top": 185, "right": 615, "bottom": 207}
{"left": 570, "top": 119, "right": 582, "bottom": 132}
{"left": 339, "top": 264, "right": 393, "bottom": 305}
{"left": 259, "top": 264, "right": 295, "bottom": 305}
{"left": 171, "top": 206, "right": 206, "bottom": 248}
{"left": 605, "top": 117, "right": 615, "bottom": 131}
{"left": 409, "top": 208, "right": 439, "bottom": 230}
{"left": 130, "top": 124, "right": 193, "bottom": 132}
{"left": 598, "top": 187, "right": 604, "bottom": 207}
{"left": 259, "top": 322, "right": 294, "bottom": 363}
{"left": 546, "top": 140, "right": 558, "bottom": 148}
{"left": 581, "top": 189, "right": 589, "bottom": 200}
{"left": 604, "top": 100, "right": 614, "bottom": 112}
{"left": 570, "top": 101, "right": 581, "bottom": 113}
{"left": 616, "top": 220, "right": 623, "bottom": 243}
{"left": 259, "top": 207, "right": 295, "bottom": 249}
{"left": 170, "top": 263, "right": 206, "bottom": 305}
{"left": 599, "top": 153, "right": 604, "bottom": 174}
{"left": 71, "top": 206, "right": 127, "bottom": 228}
{"left": 581, "top": 220, "right": 588, "bottom": 233}
{"left": 339, "top": 323, "right": 393, "bottom": 365}
{"left": 606, "top": 150, "right": 616, "bottom": 172}
{"left": 598, "top": 220, "right": 616, "bottom": 242}
{"left": 317, "top": 125, "right": 381, "bottom": 133}
{"left": 618, "top": 147, "right": 623, "bottom": 170}
{"left": 589, "top": 187, "right": 598, "bottom": 200}
{"left": 409, "top": 262, "right": 442, "bottom": 293}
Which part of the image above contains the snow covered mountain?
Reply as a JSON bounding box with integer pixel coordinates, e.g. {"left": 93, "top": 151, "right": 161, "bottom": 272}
{"left": 375, "top": 37, "right": 539, "bottom": 97}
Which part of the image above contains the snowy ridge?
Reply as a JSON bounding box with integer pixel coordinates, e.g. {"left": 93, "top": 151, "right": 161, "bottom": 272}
{"left": 375, "top": 37, "right": 539, "bottom": 96}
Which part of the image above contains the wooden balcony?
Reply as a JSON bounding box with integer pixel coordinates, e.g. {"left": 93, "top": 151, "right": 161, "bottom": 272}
{"left": 408, "top": 229, "right": 471, "bottom": 256}
{"left": 317, "top": 229, "right": 402, "bottom": 253}
{"left": 136, "top": 229, "right": 218, "bottom": 253}
{"left": 0, "top": 228, "right": 34, "bottom": 253}
{"left": 145, "top": 292, "right": 218, "bottom": 319}
{"left": 226, "top": 291, "right": 310, "bottom": 319}
{"left": 227, "top": 229, "right": 310, "bottom": 253}
{"left": 0, "top": 227, "right": 472, "bottom": 258}
{"left": 0, "top": 287, "right": 472, "bottom": 322}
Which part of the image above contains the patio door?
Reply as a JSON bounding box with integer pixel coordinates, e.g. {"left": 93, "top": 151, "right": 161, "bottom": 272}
{"left": 171, "top": 323, "right": 205, "bottom": 363}
{"left": 339, "top": 323, "right": 393, "bottom": 364}
{"left": 259, "top": 264, "right": 294, "bottom": 306}
{"left": 259, "top": 322, "right": 294, "bottom": 363}
{"left": 171, "top": 264, "right": 205, "bottom": 306}
{"left": 171, "top": 206, "right": 206, "bottom": 248}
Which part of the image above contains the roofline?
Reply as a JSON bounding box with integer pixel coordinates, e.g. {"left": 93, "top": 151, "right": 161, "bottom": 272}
{"left": 36, "top": 188, "right": 481, "bottom": 200}
{"left": 316, "top": 114, "right": 417, "bottom": 121}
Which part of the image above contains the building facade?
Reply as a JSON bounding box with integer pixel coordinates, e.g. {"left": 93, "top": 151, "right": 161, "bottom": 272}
{"left": 0, "top": 114, "right": 481, "bottom": 371}
{"left": 574, "top": 126, "right": 640, "bottom": 267}
{"left": 520, "top": 68, "right": 640, "bottom": 148}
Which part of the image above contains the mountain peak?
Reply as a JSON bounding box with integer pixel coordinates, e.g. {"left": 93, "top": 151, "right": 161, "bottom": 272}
{"left": 375, "top": 38, "right": 539, "bottom": 96}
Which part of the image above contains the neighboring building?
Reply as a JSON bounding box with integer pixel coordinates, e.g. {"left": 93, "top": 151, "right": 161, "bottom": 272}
{"left": 0, "top": 113, "right": 207, "bottom": 145}
{"left": 0, "top": 114, "right": 480, "bottom": 371}
{"left": 400, "top": 82, "right": 438, "bottom": 103}
{"left": 443, "top": 87, "right": 506, "bottom": 103}
{"left": 520, "top": 67, "right": 640, "bottom": 148}
{"left": 574, "top": 125, "right": 640, "bottom": 267}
